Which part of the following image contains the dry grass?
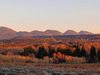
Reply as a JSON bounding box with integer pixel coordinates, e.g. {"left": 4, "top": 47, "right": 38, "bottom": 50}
{"left": 0, "top": 54, "right": 86, "bottom": 64}
{"left": 0, "top": 54, "right": 50, "bottom": 63}
{"left": 65, "top": 56, "right": 86, "bottom": 64}
{"left": 0, "top": 54, "right": 32, "bottom": 63}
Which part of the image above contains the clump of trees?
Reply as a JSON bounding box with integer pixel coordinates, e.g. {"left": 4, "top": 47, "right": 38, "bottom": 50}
{"left": 23, "top": 46, "right": 36, "bottom": 56}
{"left": 23, "top": 46, "right": 48, "bottom": 59}
{"left": 22, "top": 44, "right": 100, "bottom": 63}
{"left": 72, "top": 46, "right": 87, "bottom": 57}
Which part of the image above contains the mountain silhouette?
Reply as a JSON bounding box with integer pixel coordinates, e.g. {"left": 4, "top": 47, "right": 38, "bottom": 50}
{"left": 79, "top": 30, "right": 93, "bottom": 35}
{"left": 0, "top": 26, "right": 95, "bottom": 40}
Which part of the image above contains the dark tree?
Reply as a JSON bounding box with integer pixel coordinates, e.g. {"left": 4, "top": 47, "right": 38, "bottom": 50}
{"left": 37, "top": 46, "right": 48, "bottom": 59}
{"left": 90, "top": 45, "right": 96, "bottom": 59}
{"left": 63, "top": 49, "right": 72, "bottom": 56}
{"left": 48, "top": 47, "right": 55, "bottom": 57}
{"left": 23, "top": 46, "right": 36, "bottom": 56}
{"left": 97, "top": 48, "right": 100, "bottom": 61}
{"left": 73, "top": 46, "right": 81, "bottom": 57}
{"left": 57, "top": 47, "right": 63, "bottom": 54}
{"left": 81, "top": 46, "right": 87, "bottom": 57}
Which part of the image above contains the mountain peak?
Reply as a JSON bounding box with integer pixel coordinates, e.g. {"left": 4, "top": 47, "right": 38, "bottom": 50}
{"left": 45, "top": 29, "right": 62, "bottom": 35}
{"left": 0, "top": 26, "right": 17, "bottom": 39}
{"left": 63, "top": 30, "right": 79, "bottom": 35}
{"left": 0, "top": 26, "right": 16, "bottom": 32}
{"left": 79, "top": 30, "right": 93, "bottom": 35}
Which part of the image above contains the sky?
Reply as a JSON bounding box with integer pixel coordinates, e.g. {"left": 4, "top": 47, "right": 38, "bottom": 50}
{"left": 0, "top": 0, "right": 100, "bottom": 33}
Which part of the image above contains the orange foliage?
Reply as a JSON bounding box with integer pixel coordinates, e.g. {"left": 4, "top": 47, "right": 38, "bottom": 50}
{"left": 57, "top": 52, "right": 65, "bottom": 60}
{"left": 53, "top": 52, "right": 65, "bottom": 61}
{"left": 65, "top": 56, "right": 73, "bottom": 61}
{"left": 53, "top": 53, "right": 57, "bottom": 58}
{"left": 43, "top": 56, "right": 49, "bottom": 59}
{"left": 7, "top": 52, "right": 13, "bottom": 56}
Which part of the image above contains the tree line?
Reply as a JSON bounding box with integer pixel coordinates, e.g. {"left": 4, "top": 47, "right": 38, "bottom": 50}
{"left": 22, "top": 45, "right": 100, "bottom": 63}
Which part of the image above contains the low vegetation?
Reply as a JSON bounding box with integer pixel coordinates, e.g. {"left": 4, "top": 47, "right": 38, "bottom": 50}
{"left": 0, "top": 43, "right": 100, "bottom": 64}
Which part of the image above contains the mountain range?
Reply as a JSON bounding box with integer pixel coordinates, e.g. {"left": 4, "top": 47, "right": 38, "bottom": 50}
{"left": 0, "top": 26, "right": 94, "bottom": 40}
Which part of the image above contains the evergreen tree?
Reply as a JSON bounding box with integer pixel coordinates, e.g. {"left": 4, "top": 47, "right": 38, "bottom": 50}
{"left": 37, "top": 46, "right": 47, "bottom": 59}
{"left": 81, "top": 46, "right": 87, "bottom": 57}
{"left": 48, "top": 47, "right": 55, "bottom": 57}
{"left": 97, "top": 48, "right": 100, "bottom": 61}
{"left": 90, "top": 45, "right": 96, "bottom": 60}
{"left": 73, "top": 46, "right": 81, "bottom": 57}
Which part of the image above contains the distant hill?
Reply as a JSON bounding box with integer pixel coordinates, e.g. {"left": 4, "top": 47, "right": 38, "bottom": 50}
{"left": 0, "top": 27, "right": 17, "bottom": 39}
{"left": 30, "top": 30, "right": 49, "bottom": 36}
{"left": 16, "top": 31, "right": 31, "bottom": 36}
{"left": 63, "top": 30, "right": 79, "bottom": 35}
{"left": 45, "top": 30, "right": 62, "bottom": 36}
{"left": 79, "top": 30, "right": 93, "bottom": 35}
{"left": 0, "top": 26, "right": 96, "bottom": 40}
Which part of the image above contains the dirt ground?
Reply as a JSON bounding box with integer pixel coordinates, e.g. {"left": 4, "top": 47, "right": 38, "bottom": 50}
{"left": 0, "top": 63, "right": 100, "bottom": 75}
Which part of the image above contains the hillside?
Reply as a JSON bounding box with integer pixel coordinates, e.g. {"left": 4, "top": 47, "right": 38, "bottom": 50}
{"left": 16, "top": 31, "right": 32, "bottom": 36}
{"left": 0, "top": 27, "right": 17, "bottom": 39}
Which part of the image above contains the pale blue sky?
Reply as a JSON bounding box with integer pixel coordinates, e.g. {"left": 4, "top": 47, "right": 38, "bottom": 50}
{"left": 0, "top": 0, "right": 100, "bottom": 33}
